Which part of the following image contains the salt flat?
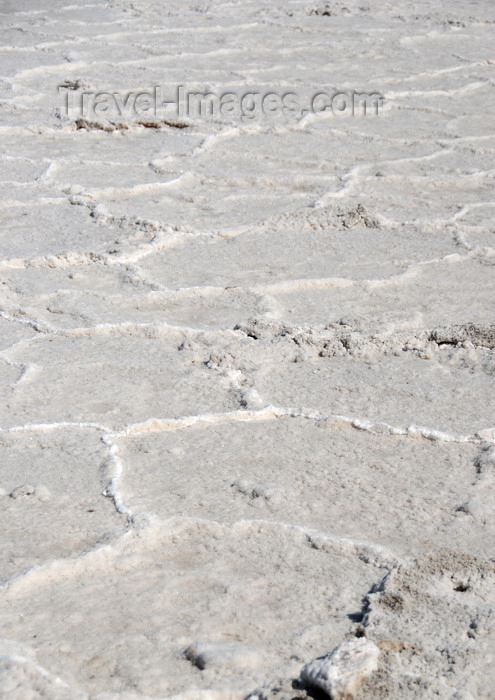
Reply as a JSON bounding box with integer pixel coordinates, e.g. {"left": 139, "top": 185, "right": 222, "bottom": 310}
{"left": 0, "top": 1, "right": 493, "bottom": 699}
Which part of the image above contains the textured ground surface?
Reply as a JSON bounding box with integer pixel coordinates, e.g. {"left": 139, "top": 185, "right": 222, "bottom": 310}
{"left": 0, "top": 1, "right": 493, "bottom": 698}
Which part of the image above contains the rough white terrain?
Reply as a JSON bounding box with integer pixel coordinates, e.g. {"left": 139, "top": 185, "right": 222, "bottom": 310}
{"left": 0, "top": 1, "right": 493, "bottom": 699}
